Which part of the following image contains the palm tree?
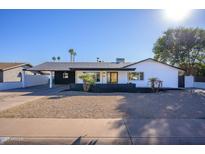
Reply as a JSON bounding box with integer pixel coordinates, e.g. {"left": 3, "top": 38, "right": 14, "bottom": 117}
{"left": 52, "top": 56, "right": 56, "bottom": 62}
{"left": 148, "top": 77, "right": 162, "bottom": 93}
{"left": 73, "top": 52, "right": 77, "bottom": 62}
{"left": 57, "top": 56, "right": 61, "bottom": 61}
{"left": 68, "top": 49, "right": 74, "bottom": 62}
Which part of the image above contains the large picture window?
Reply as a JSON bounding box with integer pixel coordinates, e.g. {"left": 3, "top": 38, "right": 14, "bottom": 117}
{"left": 128, "top": 72, "right": 144, "bottom": 80}
{"left": 83, "top": 72, "right": 100, "bottom": 82}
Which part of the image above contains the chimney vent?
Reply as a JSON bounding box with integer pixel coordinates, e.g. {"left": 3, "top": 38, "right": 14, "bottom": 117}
{"left": 116, "top": 58, "right": 125, "bottom": 63}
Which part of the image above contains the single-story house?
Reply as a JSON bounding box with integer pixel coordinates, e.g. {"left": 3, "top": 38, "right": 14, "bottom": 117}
{"left": 27, "top": 58, "right": 185, "bottom": 88}
{"left": 0, "top": 63, "right": 32, "bottom": 82}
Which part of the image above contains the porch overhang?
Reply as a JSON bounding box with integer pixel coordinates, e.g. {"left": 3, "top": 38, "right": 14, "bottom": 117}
{"left": 27, "top": 68, "right": 135, "bottom": 72}
{"left": 27, "top": 68, "right": 70, "bottom": 71}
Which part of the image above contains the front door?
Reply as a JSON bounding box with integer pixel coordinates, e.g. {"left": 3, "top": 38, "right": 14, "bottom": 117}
{"left": 107, "top": 72, "right": 118, "bottom": 84}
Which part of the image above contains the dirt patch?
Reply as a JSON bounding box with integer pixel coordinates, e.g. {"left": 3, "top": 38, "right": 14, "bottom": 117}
{"left": 0, "top": 90, "right": 205, "bottom": 119}
{"left": 0, "top": 91, "right": 125, "bottom": 118}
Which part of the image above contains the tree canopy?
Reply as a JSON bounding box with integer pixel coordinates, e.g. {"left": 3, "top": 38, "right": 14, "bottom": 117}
{"left": 153, "top": 27, "right": 205, "bottom": 75}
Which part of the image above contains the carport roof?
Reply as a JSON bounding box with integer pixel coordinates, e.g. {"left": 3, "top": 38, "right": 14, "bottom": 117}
{"left": 27, "top": 62, "right": 136, "bottom": 71}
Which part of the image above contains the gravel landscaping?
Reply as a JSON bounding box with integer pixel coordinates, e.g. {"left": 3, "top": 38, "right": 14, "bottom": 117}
{"left": 0, "top": 89, "right": 205, "bottom": 119}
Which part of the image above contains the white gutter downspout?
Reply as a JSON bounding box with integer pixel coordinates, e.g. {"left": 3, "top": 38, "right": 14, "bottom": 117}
{"left": 49, "top": 71, "right": 53, "bottom": 88}
{"left": 22, "top": 69, "right": 25, "bottom": 88}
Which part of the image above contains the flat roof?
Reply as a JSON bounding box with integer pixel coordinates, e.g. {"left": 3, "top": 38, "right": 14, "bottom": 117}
{"left": 27, "top": 58, "right": 184, "bottom": 72}
{"left": 27, "top": 62, "right": 135, "bottom": 71}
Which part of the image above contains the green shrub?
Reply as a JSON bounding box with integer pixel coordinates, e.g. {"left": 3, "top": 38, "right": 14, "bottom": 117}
{"left": 79, "top": 74, "right": 96, "bottom": 91}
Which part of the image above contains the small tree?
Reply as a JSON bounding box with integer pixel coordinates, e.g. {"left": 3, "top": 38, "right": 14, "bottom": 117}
{"left": 148, "top": 77, "right": 163, "bottom": 93}
{"left": 148, "top": 77, "right": 158, "bottom": 92}
{"left": 79, "top": 74, "right": 95, "bottom": 92}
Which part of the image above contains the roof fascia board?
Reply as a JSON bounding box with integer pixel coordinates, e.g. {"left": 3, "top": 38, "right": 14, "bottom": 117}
{"left": 124, "top": 58, "right": 184, "bottom": 71}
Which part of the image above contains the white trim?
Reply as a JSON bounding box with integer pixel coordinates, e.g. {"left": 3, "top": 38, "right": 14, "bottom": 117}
{"left": 49, "top": 71, "right": 53, "bottom": 88}
{"left": 126, "top": 58, "right": 183, "bottom": 71}
{"left": 22, "top": 70, "right": 25, "bottom": 88}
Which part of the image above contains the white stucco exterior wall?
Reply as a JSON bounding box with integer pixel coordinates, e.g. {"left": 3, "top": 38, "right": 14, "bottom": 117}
{"left": 118, "top": 71, "right": 128, "bottom": 83}
{"left": 127, "top": 59, "right": 179, "bottom": 88}
{"left": 75, "top": 59, "right": 180, "bottom": 88}
{"left": 75, "top": 71, "right": 128, "bottom": 84}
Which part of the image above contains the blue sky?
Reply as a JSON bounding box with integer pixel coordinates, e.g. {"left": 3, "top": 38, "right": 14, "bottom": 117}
{"left": 0, "top": 9, "right": 205, "bottom": 65}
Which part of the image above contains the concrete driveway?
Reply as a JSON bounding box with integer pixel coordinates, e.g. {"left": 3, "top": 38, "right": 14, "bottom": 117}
{"left": 0, "top": 85, "right": 67, "bottom": 111}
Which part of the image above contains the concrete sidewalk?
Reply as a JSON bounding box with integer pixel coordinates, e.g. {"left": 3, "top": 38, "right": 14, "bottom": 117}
{"left": 1, "top": 118, "right": 205, "bottom": 144}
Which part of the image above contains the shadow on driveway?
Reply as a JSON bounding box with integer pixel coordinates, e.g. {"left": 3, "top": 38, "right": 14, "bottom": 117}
{"left": 0, "top": 84, "right": 68, "bottom": 96}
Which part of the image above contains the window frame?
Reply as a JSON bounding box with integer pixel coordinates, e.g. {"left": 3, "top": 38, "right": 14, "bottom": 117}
{"left": 62, "top": 72, "right": 69, "bottom": 79}
{"left": 107, "top": 72, "right": 118, "bottom": 84}
{"left": 128, "top": 72, "right": 144, "bottom": 81}
{"left": 82, "top": 72, "right": 101, "bottom": 83}
{"left": 95, "top": 72, "right": 101, "bottom": 82}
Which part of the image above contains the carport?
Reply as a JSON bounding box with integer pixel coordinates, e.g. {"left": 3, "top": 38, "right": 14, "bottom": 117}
{"left": 26, "top": 62, "right": 73, "bottom": 88}
{"left": 25, "top": 70, "right": 75, "bottom": 89}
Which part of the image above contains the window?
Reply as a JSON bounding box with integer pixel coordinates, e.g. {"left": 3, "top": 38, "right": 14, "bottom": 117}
{"left": 128, "top": 72, "right": 144, "bottom": 80}
{"left": 83, "top": 72, "right": 100, "bottom": 82}
{"left": 107, "top": 72, "right": 118, "bottom": 84}
{"left": 63, "top": 72, "right": 69, "bottom": 79}
{"left": 95, "top": 72, "right": 100, "bottom": 82}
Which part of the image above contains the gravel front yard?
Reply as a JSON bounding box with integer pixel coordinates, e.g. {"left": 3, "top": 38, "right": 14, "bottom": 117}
{"left": 0, "top": 90, "right": 205, "bottom": 119}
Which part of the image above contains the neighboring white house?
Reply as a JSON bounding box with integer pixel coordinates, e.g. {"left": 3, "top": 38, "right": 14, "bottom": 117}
{"left": 28, "top": 58, "right": 184, "bottom": 88}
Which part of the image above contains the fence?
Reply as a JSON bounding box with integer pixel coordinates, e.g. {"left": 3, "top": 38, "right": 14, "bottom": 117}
{"left": 0, "top": 82, "right": 22, "bottom": 91}
{"left": 185, "top": 76, "right": 205, "bottom": 89}
{"left": 23, "top": 74, "right": 49, "bottom": 87}
{"left": 0, "top": 74, "right": 49, "bottom": 91}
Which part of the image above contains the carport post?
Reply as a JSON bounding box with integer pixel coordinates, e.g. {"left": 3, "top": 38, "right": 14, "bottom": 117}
{"left": 49, "top": 71, "right": 53, "bottom": 88}
{"left": 22, "top": 69, "right": 25, "bottom": 88}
